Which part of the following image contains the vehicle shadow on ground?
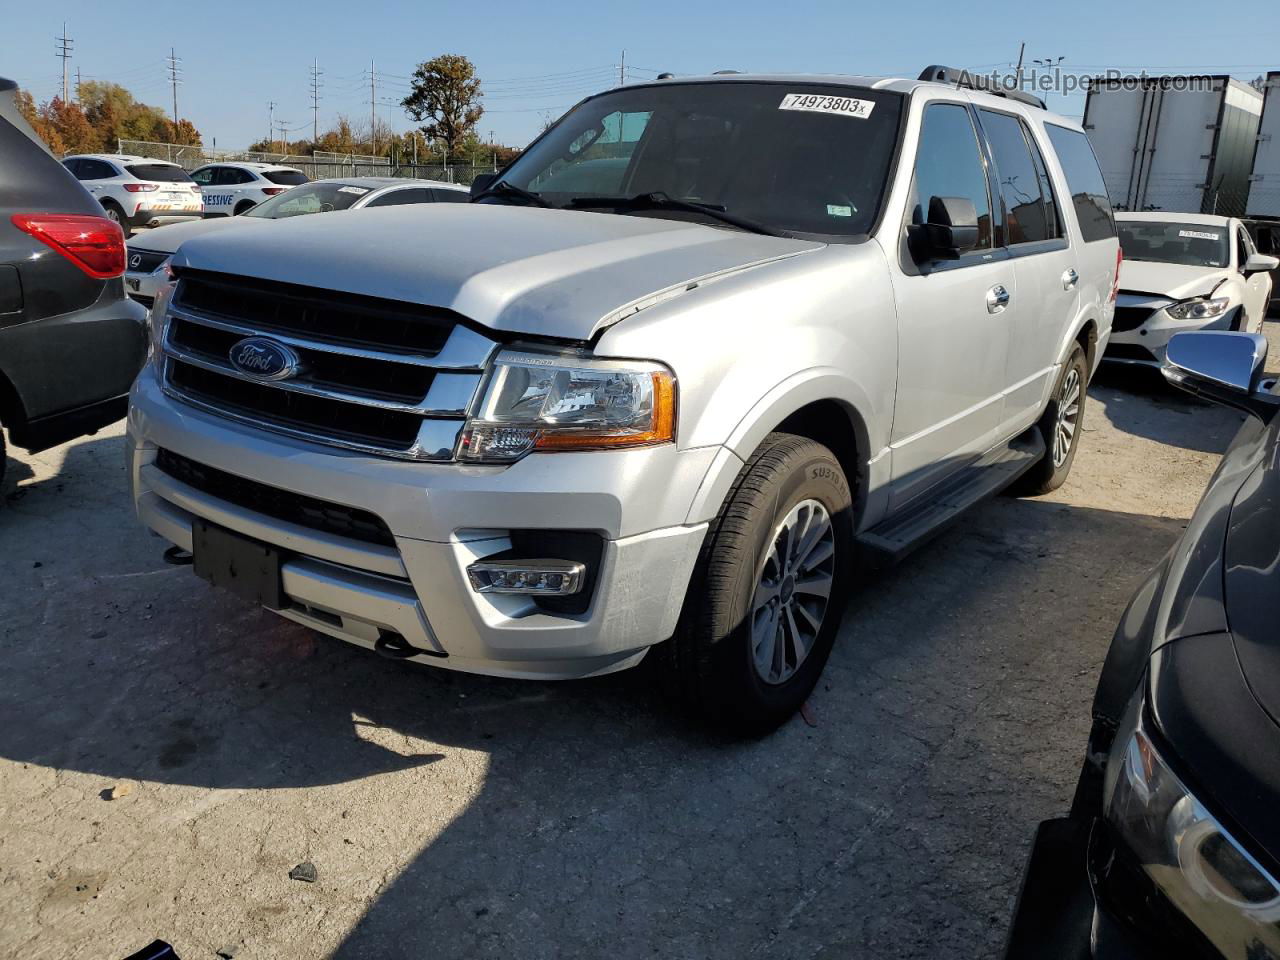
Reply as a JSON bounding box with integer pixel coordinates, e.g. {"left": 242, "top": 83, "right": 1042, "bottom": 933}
{"left": 0, "top": 487, "right": 1187, "bottom": 958}
{"left": 0, "top": 430, "right": 127, "bottom": 516}
{"left": 1089, "top": 363, "right": 1245, "bottom": 455}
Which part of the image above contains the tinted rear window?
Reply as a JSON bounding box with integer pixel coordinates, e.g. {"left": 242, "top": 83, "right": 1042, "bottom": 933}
{"left": 1044, "top": 124, "right": 1116, "bottom": 243}
{"left": 125, "top": 163, "right": 194, "bottom": 183}
{"left": 263, "top": 170, "right": 309, "bottom": 185}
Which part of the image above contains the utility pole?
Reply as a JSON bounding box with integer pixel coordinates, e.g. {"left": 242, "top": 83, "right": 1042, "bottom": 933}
{"left": 309, "top": 59, "right": 323, "bottom": 146}
{"left": 369, "top": 59, "right": 377, "bottom": 154}
{"left": 55, "top": 23, "right": 73, "bottom": 103}
{"left": 1014, "top": 41, "right": 1026, "bottom": 87}
{"left": 275, "top": 120, "right": 290, "bottom": 156}
{"left": 267, "top": 101, "right": 275, "bottom": 152}
{"left": 620, "top": 50, "right": 626, "bottom": 86}
{"left": 75, "top": 67, "right": 82, "bottom": 103}
{"left": 166, "top": 47, "right": 182, "bottom": 125}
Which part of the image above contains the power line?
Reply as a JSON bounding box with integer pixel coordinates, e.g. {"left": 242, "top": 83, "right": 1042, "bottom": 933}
{"left": 55, "top": 22, "right": 73, "bottom": 103}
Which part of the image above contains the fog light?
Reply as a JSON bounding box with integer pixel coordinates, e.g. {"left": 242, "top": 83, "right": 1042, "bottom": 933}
{"left": 466, "top": 559, "right": 586, "bottom": 595}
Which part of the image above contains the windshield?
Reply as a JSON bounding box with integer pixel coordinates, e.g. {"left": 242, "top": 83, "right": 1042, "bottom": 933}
{"left": 246, "top": 181, "right": 372, "bottom": 218}
{"left": 496, "top": 82, "right": 903, "bottom": 238}
{"left": 125, "top": 163, "right": 194, "bottom": 183}
{"left": 263, "top": 169, "right": 309, "bottom": 185}
{"left": 1117, "top": 220, "right": 1229, "bottom": 268}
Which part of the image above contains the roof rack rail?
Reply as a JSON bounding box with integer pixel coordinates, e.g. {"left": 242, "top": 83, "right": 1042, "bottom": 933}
{"left": 917, "top": 65, "right": 1047, "bottom": 109}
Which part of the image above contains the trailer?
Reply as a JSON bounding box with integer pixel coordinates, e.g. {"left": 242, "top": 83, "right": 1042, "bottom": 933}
{"left": 1083, "top": 75, "right": 1263, "bottom": 217}
{"left": 1247, "top": 72, "right": 1280, "bottom": 218}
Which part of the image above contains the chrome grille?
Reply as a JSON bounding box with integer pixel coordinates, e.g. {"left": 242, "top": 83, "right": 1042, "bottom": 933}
{"left": 160, "top": 273, "right": 495, "bottom": 461}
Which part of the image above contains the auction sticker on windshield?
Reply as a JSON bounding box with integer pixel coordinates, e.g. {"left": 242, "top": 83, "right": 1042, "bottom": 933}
{"left": 1179, "top": 230, "right": 1221, "bottom": 241}
{"left": 779, "top": 93, "right": 875, "bottom": 118}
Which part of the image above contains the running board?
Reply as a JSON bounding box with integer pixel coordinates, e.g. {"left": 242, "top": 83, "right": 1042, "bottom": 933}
{"left": 856, "top": 428, "right": 1046, "bottom": 566}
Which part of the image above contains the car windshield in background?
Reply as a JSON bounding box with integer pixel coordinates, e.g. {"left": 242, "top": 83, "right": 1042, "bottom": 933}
{"left": 246, "top": 182, "right": 370, "bottom": 218}
{"left": 125, "top": 163, "right": 194, "bottom": 183}
{"left": 1117, "top": 221, "right": 1229, "bottom": 268}
{"left": 263, "top": 169, "right": 309, "bottom": 185}
{"left": 496, "top": 82, "right": 904, "bottom": 238}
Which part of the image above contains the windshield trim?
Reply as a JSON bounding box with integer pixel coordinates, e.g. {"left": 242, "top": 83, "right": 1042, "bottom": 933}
{"left": 491, "top": 79, "right": 909, "bottom": 246}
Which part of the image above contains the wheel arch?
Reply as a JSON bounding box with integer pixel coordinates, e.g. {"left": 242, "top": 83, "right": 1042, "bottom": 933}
{"left": 0, "top": 364, "right": 28, "bottom": 432}
{"left": 234, "top": 199, "right": 256, "bottom": 216}
{"left": 685, "top": 369, "right": 882, "bottom": 530}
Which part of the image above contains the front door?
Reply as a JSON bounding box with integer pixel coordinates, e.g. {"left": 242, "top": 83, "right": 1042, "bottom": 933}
{"left": 888, "top": 100, "right": 1014, "bottom": 508}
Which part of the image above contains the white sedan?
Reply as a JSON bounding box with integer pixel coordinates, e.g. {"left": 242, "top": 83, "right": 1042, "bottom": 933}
{"left": 124, "top": 177, "right": 470, "bottom": 308}
{"left": 1107, "top": 212, "right": 1279, "bottom": 367}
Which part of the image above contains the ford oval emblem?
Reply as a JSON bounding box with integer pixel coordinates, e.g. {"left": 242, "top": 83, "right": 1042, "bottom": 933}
{"left": 228, "top": 337, "right": 301, "bottom": 381}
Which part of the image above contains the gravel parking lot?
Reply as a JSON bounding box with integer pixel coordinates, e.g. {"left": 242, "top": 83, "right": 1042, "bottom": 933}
{"left": 2, "top": 323, "right": 1276, "bottom": 960}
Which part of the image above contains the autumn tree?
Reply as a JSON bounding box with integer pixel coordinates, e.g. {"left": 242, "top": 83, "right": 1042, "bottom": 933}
{"left": 400, "top": 54, "right": 483, "bottom": 157}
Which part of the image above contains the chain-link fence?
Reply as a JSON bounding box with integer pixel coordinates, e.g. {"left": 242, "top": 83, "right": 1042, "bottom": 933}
{"left": 110, "top": 140, "right": 495, "bottom": 185}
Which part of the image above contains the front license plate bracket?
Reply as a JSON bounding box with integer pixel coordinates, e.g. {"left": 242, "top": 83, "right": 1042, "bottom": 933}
{"left": 192, "top": 520, "right": 285, "bottom": 610}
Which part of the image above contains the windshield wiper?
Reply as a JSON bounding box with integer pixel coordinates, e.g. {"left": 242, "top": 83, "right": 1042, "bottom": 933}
{"left": 470, "top": 180, "right": 555, "bottom": 208}
{"left": 566, "top": 192, "right": 787, "bottom": 237}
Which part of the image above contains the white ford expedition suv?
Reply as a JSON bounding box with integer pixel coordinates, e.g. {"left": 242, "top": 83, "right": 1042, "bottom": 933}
{"left": 129, "top": 67, "right": 1120, "bottom": 731}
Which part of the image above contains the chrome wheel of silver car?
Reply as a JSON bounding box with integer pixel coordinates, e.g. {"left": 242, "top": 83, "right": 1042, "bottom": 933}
{"left": 750, "top": 498, "right": 836, "bottom": 685}
{"left": 1053, "top": 367, "right": 1081, "bottom": 468}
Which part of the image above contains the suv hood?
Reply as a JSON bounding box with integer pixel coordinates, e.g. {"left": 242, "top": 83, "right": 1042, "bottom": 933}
{"left": 1118, "top": 260, "right": 1230, "bottom": 300}
{"left": 169, "top": 204, "right": 823, "bottom": 340}
{"left": 130, "top": 214, "right": 269, "bottom": 256}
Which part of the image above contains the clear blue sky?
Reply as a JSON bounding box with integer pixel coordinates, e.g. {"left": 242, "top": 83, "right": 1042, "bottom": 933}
{"left": 6, "top": 0, "right": 1277, "bottom": 151}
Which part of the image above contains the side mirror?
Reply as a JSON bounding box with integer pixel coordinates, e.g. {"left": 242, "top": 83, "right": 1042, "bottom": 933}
{"left": 470, "top": 173, "right": 498, "bottom": 198}
{"left": 1243, "top": 252, "right": 1280, "bottom": 276}
{"left": 912, "top": 196, "right": 980, "bottom": 262}
{"left": 1163, "top": 331, "right": 1280, "bottom": 420}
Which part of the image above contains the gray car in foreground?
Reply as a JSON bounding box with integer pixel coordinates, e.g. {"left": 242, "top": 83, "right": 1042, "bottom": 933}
{"left": 129, "top": 67, "right": 1120, "bottom": 730}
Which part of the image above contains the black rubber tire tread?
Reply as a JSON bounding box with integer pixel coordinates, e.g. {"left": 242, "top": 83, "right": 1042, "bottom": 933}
{"left": 234, "top": 200, "right": 255, "bottom": 216}
{"left": 661, "top": 432, "right": 853, "bottom": 734}
{"left": 1013, "top": 343, "right": 1088, "bottom": 496}
{"left": 102, "top": 201, "right": 131, "bottom": 239}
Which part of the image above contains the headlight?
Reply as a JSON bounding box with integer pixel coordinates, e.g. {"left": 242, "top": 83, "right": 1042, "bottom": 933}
{"left": 1166, "top": 297, "right": 1230, "bottom": 321}
{"left": 1104, "top": 695, "right": 1280, "bottom": 955}
{"left": 147, "top": 279, "right": 177, "bottom": 359}
{"left": 458, "top": 350, "right": 676, "bottom": 463}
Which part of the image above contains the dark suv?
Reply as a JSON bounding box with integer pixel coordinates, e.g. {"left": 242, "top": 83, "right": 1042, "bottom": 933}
{"left": 0, "top": 78, "right": 147, "bottom": 484}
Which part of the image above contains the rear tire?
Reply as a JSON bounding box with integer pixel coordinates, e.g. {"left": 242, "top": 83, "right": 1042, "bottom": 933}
{"left": 1014, "top": 344, "right": 1088, "bottom": 496}
{"left": 661, "top": 433, "right": 854, "bottom": 734}
{"left": 101, "top": 201, "right": 132, "bottom": 239}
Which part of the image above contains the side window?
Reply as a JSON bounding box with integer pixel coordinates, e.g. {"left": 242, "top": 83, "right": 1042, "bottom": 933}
{"left": 62, "top": 158, "right": 84, "bottom": 178}
{"left": 979, "top": 110, "right": 1060, "bottom": 245}
{"left": 912, "top": 103, "right": 993, "bottom": 250}
{"left": 213, "top": 167, "right": 244, "bottom": 186}
{"left": 190, "top": 167, "right": 215, "bottom": 186}
{"left": 430, "top": 188, "right": 470, "bottom": 203}
{"left": 1044, "top": 124, "right": 1117, "bottom": 243}
{"left": 365, "top": 188, "right": 432, "bottom": 207}
{"left": 80, "top": 160, "right": 115, "bottom": 180}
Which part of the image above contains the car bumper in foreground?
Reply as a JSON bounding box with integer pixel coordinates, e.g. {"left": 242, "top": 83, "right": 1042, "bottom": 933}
{"left": 126, "top": 367, "right": 713, "bottom": 680}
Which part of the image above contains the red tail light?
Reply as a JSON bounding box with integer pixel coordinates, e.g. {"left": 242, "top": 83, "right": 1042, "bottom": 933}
{"left": 11, "top": 214, "right": 126, "bottom": 279}
{"left": 189, "top": 184, "right": 202, "bottom": 192}
{"left": 261, "top": 187, "right": 287, "bottom": 196}
{"left": 1110, "top": 246, "right": 1123, "bottom": 302}
{"left": 123, "top": 183, "right": 159, "bottom": 193}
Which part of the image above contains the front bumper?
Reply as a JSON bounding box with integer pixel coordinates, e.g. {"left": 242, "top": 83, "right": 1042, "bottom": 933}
{"left": 127, "top": 366, "right": 714, "bottom": 680}
{"left": 1105, "top": 297, "right": 1238, "bottom": 367}
{"left": 125, "top": 268, "right": 169, "bottom": 309}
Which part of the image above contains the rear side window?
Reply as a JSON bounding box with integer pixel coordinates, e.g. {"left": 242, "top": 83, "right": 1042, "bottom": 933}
{"left": 213, "top": 167, "right": 253, "bottom": 185}
{"left": 979, "top": 110, "right": 1062, "bottom": 245}
{"left": 263, "top": 170, "right": 309, "bottom": 185}
{"left": 78, "top": 159, "right": 117, "bottom": 180}
{"left": 125, "top": 163, "right": 194, "bottom": 183}
{"left": 1045, "top": 124, "right": 1116, "bottom": 243}
{"left": 431, "top": 188, "right": 469, "bottom": 203}
{"left": 364, "top": 188, "right": 432, "bottom": 207}
{"left": 912, "top": 103, "right": 993, "bottom": 249}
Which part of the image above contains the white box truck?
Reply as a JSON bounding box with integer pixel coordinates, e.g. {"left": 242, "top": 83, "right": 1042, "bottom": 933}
{"left": 1247, "top": 72, "right": 1280, "bottom": 218}
{"left": 1084, "top": 75, "right": 1263, "bottom": 217}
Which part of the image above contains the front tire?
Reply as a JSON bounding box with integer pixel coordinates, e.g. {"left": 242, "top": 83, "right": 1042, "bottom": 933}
{"left": 662, "top": 433, "right": 854, "bottom": 734}
{"left": 234, "top": 200, "right": 256, "bottom": 216}
{"left": 1015, "top": 343, "right": 1087, "bottom": 496}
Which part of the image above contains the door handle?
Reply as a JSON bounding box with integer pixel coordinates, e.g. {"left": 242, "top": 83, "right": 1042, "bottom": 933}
{"left": 986, "top": 284, "right": 1011, "bottom": 314}
{"left": 1063, "top": 268, "right": 1079, "bottom": 290}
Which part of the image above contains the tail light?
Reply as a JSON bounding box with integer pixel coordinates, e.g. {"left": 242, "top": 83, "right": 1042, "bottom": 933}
{"left": 11, "top": 214, "right": 126, "bottom": 279}
{"left": 189, "top": 184, "right": 202, "bottom": 192}
{"left": 261, "top": 187, "right": 287, "bottom": 196}
{"left": 1110, "top": 246, "right": 1123, "bottom": 302}
{"left": 123, "top": 183, "right": 159, "bottom": 193}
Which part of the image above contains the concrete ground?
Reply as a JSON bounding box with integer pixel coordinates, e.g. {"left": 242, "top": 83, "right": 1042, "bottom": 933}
{"left": 1, "top": 324, "right": 1275, "bottom": 960}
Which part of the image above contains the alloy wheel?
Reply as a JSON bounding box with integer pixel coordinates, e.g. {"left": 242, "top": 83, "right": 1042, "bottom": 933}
{"left": 750, "top": 499, "right": 836, "bottom": 685}
{"left": 1053, "top": 367, "right": 1081, "bottom": 468}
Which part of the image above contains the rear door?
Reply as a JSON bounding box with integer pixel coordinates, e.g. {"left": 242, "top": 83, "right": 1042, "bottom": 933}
{"left": 976, "top": 107, "right": 1076, "bottom": 438}
{"left": 888, "top": 99, "right": 1014, "bottom": 507}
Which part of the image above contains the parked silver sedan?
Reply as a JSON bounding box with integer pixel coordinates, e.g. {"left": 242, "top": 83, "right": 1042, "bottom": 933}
{"left": 124, "top": 177, "right": 470, "bottom": 308}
